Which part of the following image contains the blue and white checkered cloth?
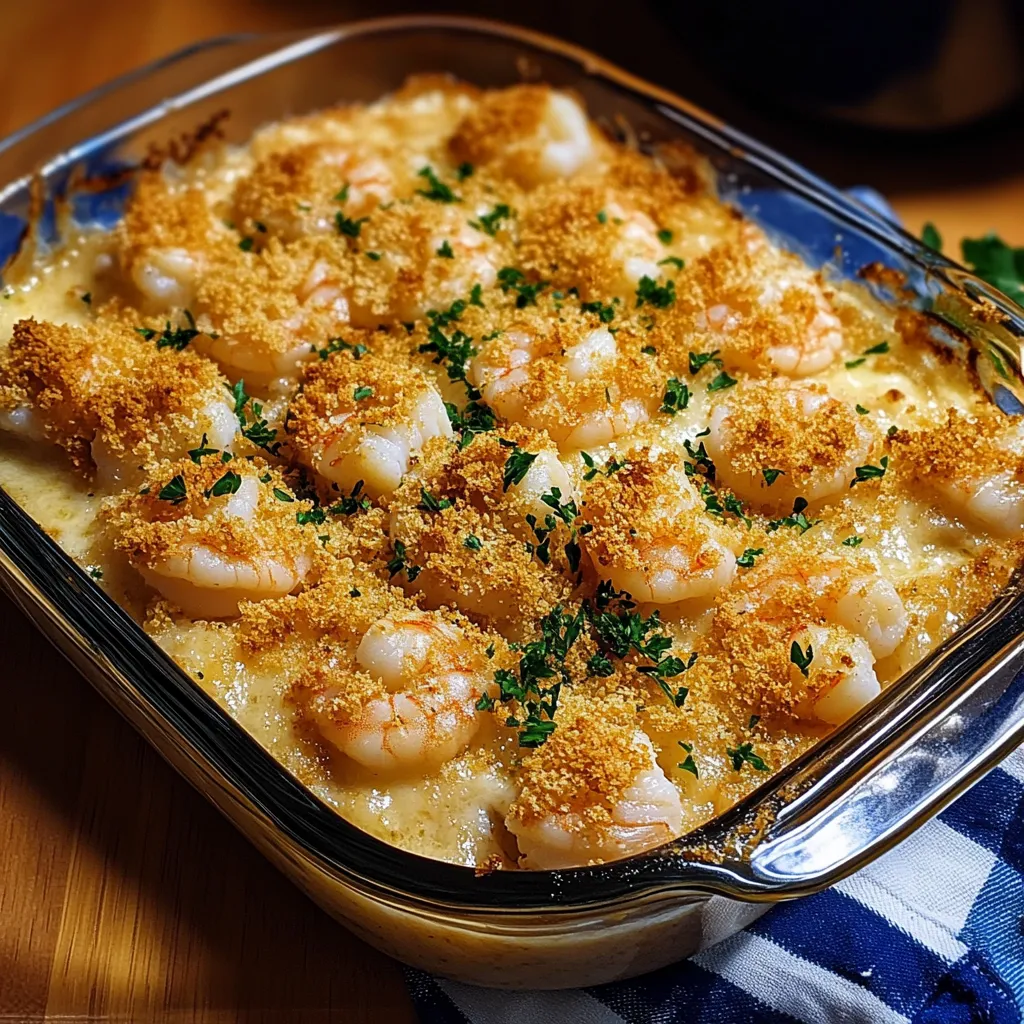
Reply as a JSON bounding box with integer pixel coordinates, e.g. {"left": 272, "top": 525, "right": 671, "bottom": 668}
{"left": 406, "top": 747, "right": 1024, "bottom": 1023}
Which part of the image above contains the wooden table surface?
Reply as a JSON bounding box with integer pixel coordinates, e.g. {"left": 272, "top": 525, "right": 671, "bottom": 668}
{"left": 2, "top": 2, "right": 1023, "bottom": 1021}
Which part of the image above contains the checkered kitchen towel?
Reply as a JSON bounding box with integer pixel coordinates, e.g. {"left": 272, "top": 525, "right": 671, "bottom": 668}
{"left": 405, "top": 747, "right": 1024, "bottom": 1023}
{"left": 406, "top": 189, "right": 1024, "bottom": 1022}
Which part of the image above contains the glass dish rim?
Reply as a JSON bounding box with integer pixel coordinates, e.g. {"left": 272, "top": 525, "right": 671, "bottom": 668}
{"left": 2, "top": 14, "right": 1023, "bottom": 917}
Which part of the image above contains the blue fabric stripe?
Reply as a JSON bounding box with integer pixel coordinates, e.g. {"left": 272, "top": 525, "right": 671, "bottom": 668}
{"left": 962, "top": 860, "right": 1024, "bottom": 1009}
{"left": 750, "top": 888, "right": 948, "bottom": 1018}
{"left": 402, "top": 968, "right": 470, "bottom": 1024}
{"left": 587, "top": 955, "right": 798, "bottom": 1024}
{"left": 938, "top": 768, "right": 1023, "bottom": 858}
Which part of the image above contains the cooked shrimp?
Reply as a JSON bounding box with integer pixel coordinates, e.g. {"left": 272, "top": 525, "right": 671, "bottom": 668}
{"left": 706, "top": 379, "right": 875, "bottom": 512}
{"left": 107, "top": 457, "right": 313, "bottom": 618}
{"left": 468, "top": 314, "right": 660, "bottom": 451}
{"left": 728, "top": 552, "right": 909, "bottom": 661}
{"left": 506, "top": 712, "right": 684, "bottom": 869}
{"left": 0, "top": 316, "right": 238, "bottom": 485}
{"left": 891, "top": 408, "right": 1024, "bottom": 538}
{"left": 288, "top": 344, "right": 452, "bottom": 498}
{"left": 345, "top": 195, "right": 507, "bottom": 328}
{"left": 116, "top": 173, "right": 234, "bottom": 311}
{"left": 681, "top": 226, "right": 844, "bottom": 378}
{"left": 387, "top": 429, "right": 578, "bottom": 624}
{"left": 310, "top": 611, "right": 491, "bottom": 772}
{"left": 449, "top": 86, "right": 603, "bottom": 188}
{"left": 193, "top": 237, "right": 351, "bottom": 387}
{"left": 232, "top": 142, "right": 396, "bottom": 242}
{"left": 790, "top": 624, "right": 880, "bottom": 725}
{"left": 580, "top": 447, "right": 739, "bottom": 605}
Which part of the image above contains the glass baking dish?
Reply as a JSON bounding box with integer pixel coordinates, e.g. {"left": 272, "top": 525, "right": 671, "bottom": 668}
{"left": 2, "top": 15, "right": 1024, "bottom": 989}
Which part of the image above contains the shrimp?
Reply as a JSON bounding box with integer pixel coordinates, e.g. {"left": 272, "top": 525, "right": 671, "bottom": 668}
{"left": 287, "top": 345, "right": 453, "bottom": 499}
{"left": 0, "top": 317, "right": 238, "bottom": 485}
{"left": 345, "top": 196, "right": 507, "bottom": 328}
{"left": 449, "top": 86, "right": 603, "bottom": 188}
{"left": 706, "top": 379, "right": 875, "bottom": 512}
{"left": 108, "top": 458, "right": 313, "bottom": 619}
{"left": 310, "top": 611, "right": 491, "bottom": 773}
{"left": 506, "top": 722, "right": 684, "bottom": 869}
{"left": 387, "top": 429, "right": 578, "bottom": 624}
{"left": 468, "top": 315, "right": 660, "bottom": 451}
{"left": 684, "top": 226, "right": 844, "bottom": 377}
{"left": 890, "top": 408, "right": 1024, "bottom": 538}
{"left": 232, "top": 142, "right": 396, "bottom": 243}
{"left": 116, "top": 173, "right": 234, "bottom": 311}
{"left": 790, "top": 624, "right": 881, "bottom": 725}
{"left": 728, "top": 552, "right": 909, "bottom": 661}
{"left": 580, "top": 448, "right": 739, "bottom": 605}
{"left": 192, "top": 236, "right": 351, "bottom": 388}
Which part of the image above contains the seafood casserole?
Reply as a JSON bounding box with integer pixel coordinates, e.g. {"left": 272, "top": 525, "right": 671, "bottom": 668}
{"left": 0, "top": 78, "right": 1019, "bottom": 872}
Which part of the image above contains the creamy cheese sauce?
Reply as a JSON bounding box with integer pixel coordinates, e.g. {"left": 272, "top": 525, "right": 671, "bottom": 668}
{"left": 1, "top": 79, "right": 1020, "bottom": 871}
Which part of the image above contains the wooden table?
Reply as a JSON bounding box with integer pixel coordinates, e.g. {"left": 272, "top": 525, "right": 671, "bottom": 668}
{"left": 2, "top": 2, "right": 1023, "bottom": 1021}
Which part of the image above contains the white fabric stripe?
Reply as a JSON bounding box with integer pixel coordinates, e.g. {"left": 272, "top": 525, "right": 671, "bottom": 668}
{"left": 438, "top": 979, "right": 626, "bottom": 1024}
{"left": 693, "top": 932, "right": 909, "bottom": 1024}
{"left": 835, "top": 872, "right": 968, "bottom": 963}
{"left": 1000, "top": 745, "right": 1024, "bottom": 786}
{"left": 856, "top": 819, "right": 996, "bottom": 934}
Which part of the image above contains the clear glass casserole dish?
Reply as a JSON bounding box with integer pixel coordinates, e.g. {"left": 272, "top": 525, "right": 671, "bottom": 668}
{"left": 2, "top": 15, "right": 1024, "bottom": 989}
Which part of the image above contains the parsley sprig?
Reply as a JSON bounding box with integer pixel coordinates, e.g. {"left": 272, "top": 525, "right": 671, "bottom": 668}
{"left": 416, "top": 165, "right": 460, "bottom": 203}
{"left": 497, "top": 267, "right": 548, "bottom": 308}
{"left": 226, "top": 380, "right": 281, "bottom": 456}
{"left": 136, "top": 310, "right": 201, "bottom": 351}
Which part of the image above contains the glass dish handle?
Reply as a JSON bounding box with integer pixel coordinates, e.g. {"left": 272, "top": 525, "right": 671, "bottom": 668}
{"left": 744, "top": 578, "right": 1024, "bottom": 893}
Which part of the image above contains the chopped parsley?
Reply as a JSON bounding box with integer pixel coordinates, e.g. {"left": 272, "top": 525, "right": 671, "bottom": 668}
{"left": 206, "top": 470, "right": 241, "bottom": 498}
{"left": 239, "top": 236, "right": 255, "bottom": 252}
{"left": 419, "top": 487, "right": 453, "bottom": 513}
{"left": 188, "top": 433, "right": 219, "bottom": 464}
{"left": 657, "top": 228, "right": 673, "bottom": 245}
{"left": 635, "top": 275, "right": 676, "bottom": 309}
{"left": 420, "top": 321, "right": 477, "bottom": 396}
{"left": 386, "top": 539, "right": 422, "bottom": 581}
{"left": 688, "top": 350, "right": 722, "bottom": 374}
{"left": 436, "top": 240, "right": 454, "bottom": 258}
{"left": 850, "top": 455, "right": 889, "bottom": 487}
{"left": 707, "top": 369, "right": 737, "bottom": 392}
{"left": 135, "top": 310, "right": 201, "bottom": 351}
{"left": 497, "top": 266, "right": 548, "bottom": 308}
{"left": 317, "top": 336, "right": 368, "bottom": 360}
{"left": 658, "top": 256, "right": 685, "bottom": 270}
{"left": 596, "top": 209, "right": 608, "bottom": 224}
{"left": 790, "top": 639, "right": 814, "bottom": 677}
{"left": 81, "top": 291, "right": 92, "bottom": 305}
{"left": 416, "top": 165, "right": 460, "bottom": 203}
{"left": 353, "top": 385, "right": 373, "bottom": 402}
{"left": 586, "top": 651, "right": 615, "bottom": 677}
{"left": 660, "top": 377, "right": 690, "bottom": 416}
{"left": 767, "top": 496, "right": 821, "bottom": 535}
{"left": 334, "top": 184, "right": 350, "bottom": 203}
{"left": 737, "top": 547, "right": 764, "bottom": 568}
{"left": 502, "top": 446, "right": 539, "bottom": 491}
{"left": 335, "top": 212, "right": 368, "bottom": 238}
{"left": 456, "top": 162, "right": 474, "bottom": 181}
{"left": 856, "top": 404, "right": 870, "bottom": 415}
{"left": 581, "top": 451, "right": 629, "bottom": 480}
{"left": 158, "top": 474, "right": 187, "bottom": 505}
{"left": 677, "top": 741, "right": 698, "bottom": 777}
{"left": 480, "top": 605, "right": 585, "bottom": 747}
{"left": 470, "top": 203, "right": 512, "bottom": 237}
{"left": 87, "top": 565, "right": 104, "bottom": 580}
{"left": 464, "top": 534, "right": 483, "bottom": 551}
{"left": 843, "top": 535, "right": 864, "bottom": 547}
{"left": 273, "top": 488, "right": 294, "bottom": 502}
{"left": 226, "top": 380, "right": 281, "bottom": 456}
{"left": 726, "top": 742, "right": 770, "bottom": 772}
{"left": 762, "top": 467, "right": 784, "bottom": 487}
{"left": 365, "top": 251, "right": 381, "bottom": 261}
{"left": 846, "top": 340, "right": 890, "bottom": 368}
{"left": 580, "top": 300, "right": 616, "bottom": 323}
{"left": 445, "top": 400, "right": 497, "bottom": 448}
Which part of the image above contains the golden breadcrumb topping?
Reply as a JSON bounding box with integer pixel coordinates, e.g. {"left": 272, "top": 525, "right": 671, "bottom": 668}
{"left": 2, "top": 78, "right": 1019, "bottom": 872}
